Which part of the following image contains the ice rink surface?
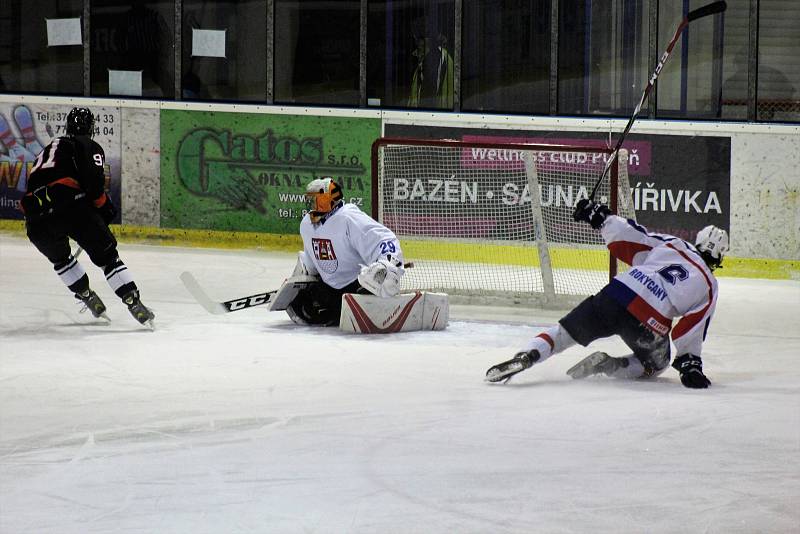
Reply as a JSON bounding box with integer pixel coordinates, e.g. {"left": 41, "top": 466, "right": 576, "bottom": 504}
{"left": 1, "top": 234, "right": 798, "bottom": 534}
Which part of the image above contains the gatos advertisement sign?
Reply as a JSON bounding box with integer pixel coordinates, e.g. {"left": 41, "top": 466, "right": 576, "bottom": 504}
{"left": 161, "top": 111, "right": 381, "bottom": 233}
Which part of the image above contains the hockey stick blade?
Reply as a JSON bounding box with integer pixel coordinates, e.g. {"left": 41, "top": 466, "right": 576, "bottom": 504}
{"left": 180, "top": 271, "right": 276, "bottom": 314}
{"left": 687, "top": 1, "right": 726, "bottom": 22}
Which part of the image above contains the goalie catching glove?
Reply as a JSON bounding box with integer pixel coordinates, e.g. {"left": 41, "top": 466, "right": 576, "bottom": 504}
{"left": 358, "top": 255, "right": 404, "bottom": 298}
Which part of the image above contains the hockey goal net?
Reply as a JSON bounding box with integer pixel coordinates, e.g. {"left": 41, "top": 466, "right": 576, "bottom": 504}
{"left": 371, "top": 137, "right": 636, "bottom": 308}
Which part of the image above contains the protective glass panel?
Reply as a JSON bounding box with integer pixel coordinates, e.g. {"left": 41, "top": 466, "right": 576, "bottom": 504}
{"left": 462, "top": 0, "right": 550, "bottom": 114}
{"left": 182, "top": 1, "right": 267, "bottom": 101}
{"left": 717, "top": 0, "right": 751, "bottom": 120}
{"left": 274, "top": 0, "right": 360, "bottom": 106}
{"left": 757, "top": 0, "right": 800, "bottom": 122}
{"left": 558, "top": 0, "right": 648, "bottom": 116}
{"left": 367, "top": 0, "right": 455, "bottom": 110}
{"left": 0, "top": 0, "right": 83, "bottom": 95}
{"left": 657, "top": 1, "right": 728, "bottom": 119}
{"left": 90, "top": 0, "right": 175, "bottom": 99}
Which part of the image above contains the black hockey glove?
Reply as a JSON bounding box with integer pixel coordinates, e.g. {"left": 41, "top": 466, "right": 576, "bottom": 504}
{"left": 672, "top": 354, "right": 711, "bottom": 389}
{"left": 95, "top": 196, "right": 118, "bottom": 225}
{"left": 572, "top": 199, "right": 611, "bottom": 229}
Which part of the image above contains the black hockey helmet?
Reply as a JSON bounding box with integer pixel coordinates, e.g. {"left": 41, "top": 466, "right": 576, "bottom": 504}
{"left": 66, "top": 107, "right": 94, "bottom": 137}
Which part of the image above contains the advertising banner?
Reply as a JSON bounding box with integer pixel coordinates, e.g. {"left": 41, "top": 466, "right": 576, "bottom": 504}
{"left": 384, "top": 124, "right": 731, "bottom": 241}
{"left": 0, "top": 103, "right": 121, "bottom": 221}
{"left": 161, "top": 110, "right": 381, "bottom": 233}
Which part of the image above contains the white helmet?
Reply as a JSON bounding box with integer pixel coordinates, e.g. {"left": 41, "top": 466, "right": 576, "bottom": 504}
{"left": 695, "top": 225, "right": 729, "bottom": 269}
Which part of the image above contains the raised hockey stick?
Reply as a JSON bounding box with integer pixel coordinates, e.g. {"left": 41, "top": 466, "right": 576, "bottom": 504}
{"left": 589, "top": 0, "right": 727, "bottom": 200}
{"left": 180, "top": 271, "right": 277, "bottom": 314}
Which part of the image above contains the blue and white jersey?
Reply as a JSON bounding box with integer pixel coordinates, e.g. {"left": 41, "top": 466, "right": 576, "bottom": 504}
{"left": 600, "top": 215, "right": 719, "bottom": 357}
{"left": 299, "top": 203, "right": 404, "bottom": 289}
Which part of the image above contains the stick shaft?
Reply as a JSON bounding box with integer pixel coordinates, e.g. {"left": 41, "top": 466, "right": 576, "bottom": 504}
{"left": 180, "top": 271, "right": 276, "bottom": 314}
{"left": 589, "top": 1, "right": 726, "bottom": 200}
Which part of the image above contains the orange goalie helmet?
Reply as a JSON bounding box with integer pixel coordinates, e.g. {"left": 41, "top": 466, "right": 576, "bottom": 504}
{"left": 305, "top": 177, "right": 343, "bottom": 223}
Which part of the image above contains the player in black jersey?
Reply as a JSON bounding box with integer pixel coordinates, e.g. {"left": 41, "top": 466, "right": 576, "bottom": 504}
{"left": 21, "top": 107, "right": 154, "bottom": 326}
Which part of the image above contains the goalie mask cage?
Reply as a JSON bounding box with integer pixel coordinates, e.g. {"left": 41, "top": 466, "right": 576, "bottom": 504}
{"left": 371, "top": 137, "right": 636, "bottom": 308}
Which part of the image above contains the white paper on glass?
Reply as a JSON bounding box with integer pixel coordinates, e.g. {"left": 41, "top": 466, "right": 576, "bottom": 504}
{"left": 192, "top": 29, "right": 227, "bottom": 58}
{"left": 108, "top": 70, "right": 143, "bottom": 97}
{"left": 46, "top": 18, "right": 82, "bottom": 47}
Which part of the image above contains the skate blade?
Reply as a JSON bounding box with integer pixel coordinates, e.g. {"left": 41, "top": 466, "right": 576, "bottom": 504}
{"left": 79, "top": 309, "right": 111, "bottom": 323}
{"left": 566, "top": 351, "right": 608, "bottom": 379}
{"left": 78, "top": 304, "right": 110, "bottom": 322}
{"left": 485, "top": 362, "right": 524, "bottom": 383}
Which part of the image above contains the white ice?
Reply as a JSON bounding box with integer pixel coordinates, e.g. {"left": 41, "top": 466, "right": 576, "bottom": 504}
{"left": 1, "top": 234, "right": 798, "bottom": 534}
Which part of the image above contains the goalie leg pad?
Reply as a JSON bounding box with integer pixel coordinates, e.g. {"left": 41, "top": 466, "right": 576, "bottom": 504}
{"left": 339, "top": 292, "right": 449, "bottom": 334}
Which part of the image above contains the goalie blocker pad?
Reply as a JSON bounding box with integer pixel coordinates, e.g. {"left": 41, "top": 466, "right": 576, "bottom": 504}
{"left": 267, "top": 275, "right": 320, "bottom": 311}
{"left": 339, "top": 291, "right": 449, "bottom": 334}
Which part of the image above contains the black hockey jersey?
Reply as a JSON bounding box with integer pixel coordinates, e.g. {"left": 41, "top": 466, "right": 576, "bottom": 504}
{"left": 21, "top": 135, "right": 107, "bottom": 220}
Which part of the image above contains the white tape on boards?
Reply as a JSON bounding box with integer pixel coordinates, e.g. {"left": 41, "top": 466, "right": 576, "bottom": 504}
{"left": 192, "top": 29, "right": 227, "bottom": 58}
{"left": 46, "top": 18, "right": 82, "bottom": 47}
{"left": 108, "top": 70, "right": 143, "bottom": 97}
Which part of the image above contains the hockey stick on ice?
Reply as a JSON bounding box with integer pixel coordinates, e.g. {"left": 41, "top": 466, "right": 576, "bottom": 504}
{"left": 180, "top": 271, "right": 278, "bottom": 314}
{"left": 589, "top": 0, "right": 727, "bottom": 201}
{"left": 181, "top": 261, "right": 416, "bottom": 315}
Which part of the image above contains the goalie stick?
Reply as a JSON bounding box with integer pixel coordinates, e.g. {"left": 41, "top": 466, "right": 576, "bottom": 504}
{"left": 180, "top": 271, "right": 277, "bottom": 314}
{"left": 589, "top": 0, "right": 727, "bottom": 200}
{"left": 180, "top": 261, "right": 416, "bottom": 315}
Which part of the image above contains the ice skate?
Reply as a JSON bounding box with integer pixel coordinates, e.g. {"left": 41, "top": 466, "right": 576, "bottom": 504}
{"left": 566, "top": 351, "right": 619, "bottom": 379}
{"left": 485, "top": 350, "right": 540, "bottom": 383}
{"left": 74, "top": 289, "right": 109, "bottom": 320}
{"left": 122, "top": 290, "right": 155, "bottom": 329}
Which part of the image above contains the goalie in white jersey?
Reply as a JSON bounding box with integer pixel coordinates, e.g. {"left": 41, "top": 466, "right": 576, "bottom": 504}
{"left": 486, "top": 199, "right": 729, "bottom": 389}
{"left": 285, "top": 177, "right": 405, "bottom": 326}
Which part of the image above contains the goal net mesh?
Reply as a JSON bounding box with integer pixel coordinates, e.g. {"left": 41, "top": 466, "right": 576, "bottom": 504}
{"left": 373, "top": 139, "right": 636, "bottom": 307}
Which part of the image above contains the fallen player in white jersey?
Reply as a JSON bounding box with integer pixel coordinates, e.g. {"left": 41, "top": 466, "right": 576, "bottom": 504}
{"left": 486, "top": 199, "right": 729, "bottom": 389}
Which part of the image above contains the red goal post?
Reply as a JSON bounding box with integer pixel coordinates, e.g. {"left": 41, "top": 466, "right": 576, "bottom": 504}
{"left": 371, "top": 137, "right": 636, "bottom": 308}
